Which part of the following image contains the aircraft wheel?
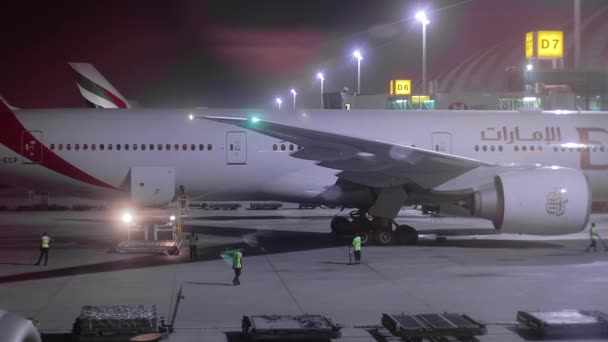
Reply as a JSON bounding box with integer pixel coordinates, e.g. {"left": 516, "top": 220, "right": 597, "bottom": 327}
{"left": 330, "top": 216, "right": 351, "bottom": 235}
{"left": 373, "top": 229, "right": 394, "bottom": 246}
{"left": 359, "top": 231, "right": 371, "bottom": 246}
{"left": 397, "top": 225, "right": 418, "bottom": 245}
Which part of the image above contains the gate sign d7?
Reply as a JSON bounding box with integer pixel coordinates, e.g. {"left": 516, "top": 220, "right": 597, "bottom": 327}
{"left": 525, "top": 31, "right": 563, "bottom": 60}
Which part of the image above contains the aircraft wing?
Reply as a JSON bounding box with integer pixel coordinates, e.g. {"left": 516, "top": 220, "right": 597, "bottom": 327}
{"left": 202, "top": 116, "right": 491, "bottom": 189}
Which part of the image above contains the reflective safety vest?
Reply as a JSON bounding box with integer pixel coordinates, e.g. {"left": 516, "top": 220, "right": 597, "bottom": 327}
{"left": 353, "top": 236, "right": 362, "bottom": 251}
{"left": 591, "top": 227, "right": 599, "bottom": 240}
{"left": 41, "top": 236, "right": 50, "bottom": 249}
{"left": 233, "top": 251, "right": 242, "bottom": 269}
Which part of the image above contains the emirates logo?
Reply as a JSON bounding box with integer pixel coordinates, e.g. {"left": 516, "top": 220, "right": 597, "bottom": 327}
{"left": 546, "top": 188, "right": 567, "bottom": 216}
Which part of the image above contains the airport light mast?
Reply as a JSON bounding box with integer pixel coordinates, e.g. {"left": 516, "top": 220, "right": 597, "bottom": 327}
{"left": 291, "top": 89, "right": 297, "bottom": 110}
{"left": 415, "top": 10, "right": 430, "bottom": 96}
{"left": 316, "top": 72, "right": 325, "bottom": 108}
{"left": 352, "top": 50, "right": 363, "bottom": 94}
{"left": 275, "top": 97, "right": 282, "bottom": 110}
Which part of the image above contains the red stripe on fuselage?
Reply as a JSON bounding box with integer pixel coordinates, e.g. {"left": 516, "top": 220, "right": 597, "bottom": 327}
{"left": 0, "top": 101, "right": 118, "bottom": 190}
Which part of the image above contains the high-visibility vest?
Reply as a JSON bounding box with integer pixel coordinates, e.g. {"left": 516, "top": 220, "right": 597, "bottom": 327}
{"left": 41, "top": 236, "right": 50, "bottom": 248}
{"left": 353, "top": 236, "right": 361, "bottom": 251}
{"left": 233, "top": 251, "right": 242, "bottom": 269}
{"left": 591, "top": 227, "right": 599, "bottom": 240}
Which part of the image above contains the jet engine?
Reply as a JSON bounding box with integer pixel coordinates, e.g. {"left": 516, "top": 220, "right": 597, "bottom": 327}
{"left": 472, "top": 167, "right": 590, "bottom": 235}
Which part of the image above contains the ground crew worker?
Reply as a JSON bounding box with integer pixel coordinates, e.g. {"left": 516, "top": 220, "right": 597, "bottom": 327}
{"left": 232, "top": 250, "right": 243, "bottom": 285}
{"left": 352, "top": 233, "right": 362, "bottom": 264}
{"left": 188, "top": 232, "right": 198, "bottom": 261}
{"left": 586, "top": 222, "right": 600, "bottom": 252}
{"left": 34, "top": 232, "right": 51, "bottom": 266}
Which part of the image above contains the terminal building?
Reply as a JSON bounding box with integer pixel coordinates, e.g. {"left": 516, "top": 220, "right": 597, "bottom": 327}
{"left": 323, "top": 9, "right": 608, "bottom": 112}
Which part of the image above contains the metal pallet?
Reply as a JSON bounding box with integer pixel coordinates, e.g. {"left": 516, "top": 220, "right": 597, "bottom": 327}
{"left": 242, "top": 314, "right": 341, "bottom": 340}
{"left": 381, "top": 313, "right": 486, "bottom": 341}
{"left": 115, "top": 240, "right": 180, "bottom": 255}
{"left": 72, "top": 305, "right": 160, "bottom": 341}
{"left": 517, "top": 309, "right": 608, "bottom": 338}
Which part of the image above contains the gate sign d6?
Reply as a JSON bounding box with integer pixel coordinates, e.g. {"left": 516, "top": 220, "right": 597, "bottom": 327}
{"left": 389, "top": 79, "right": 411, "bottom": 95}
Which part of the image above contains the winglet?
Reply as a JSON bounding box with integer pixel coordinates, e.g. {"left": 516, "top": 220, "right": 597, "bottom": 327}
{"left": 0, "top": 96, "right": 19, "bottom": 111}
{"left": 68, "top": 62, "right": 130, "bottom": 109}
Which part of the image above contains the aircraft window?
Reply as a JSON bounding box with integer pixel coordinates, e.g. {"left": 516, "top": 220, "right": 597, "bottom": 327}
{"left": 174, "top": 144, "right": 179, "bottom": 151}
{"left": 191, "top": 144, "right": 196, "bottom": 151}
{"left": 182, "top": 144, "right": 187, "bottom": 151}
{"left": 561, "top": 147, "right": 565, "bottom": 152}
{"left": 281, "top": 144, "right": 286, "bottom": 151}
{"left": 50, "top": 144, "right": 55, "bottom": 150}
{"left": 569, "top": 148, "right": 573, "bottom": 152}
{"left": 593, "top": 146, "right": 597, "bottom": 152}
{"left": 117, "top": 144, "right": 121, "bottom": 151}
{"left": 576, "top": 147, "right": 581, "bottom": 152}
{"left": 132, "top": 144, "right": 137, "bottom": 151}
{"left": 108, "top": 144, "right": 113, "bottom": 151}
{"left": 474, "top": 145, "right": 479, "bottom": 151}
{"left": 289, "top": 144, "right": 294, "bottom": 151}
{"left": 273, "top": 144, "right": 278, "bottom": 151}
{"left": 58, "top": 144, "right": 63, "bottom": 151}
{"left": 207, "top": 144, "right": 212, "bottom": 151}
{"left": 199, "top": 144, "right": 204, "bottom": 151}
{"left": 553, "top": 146, "right": 558, "bottom": 152}
{"left": 530, "top": 146, "right": 534, "bottom": 151}
{"left": 490, "top": 145, "right": 495, "bottom": 152}
{"left": 166, "top": 144, "right": 171, "bottom": 151}
{"left": 482, "top": 145, "right": 487, "bottom": 152}
{"left": 75, "top": 144, "right": 80, "bottom": 151}
{"left": 125, "top": 144, "right": 129, "bottom": 151}
{"left": 601, "top": 146, "right": 605, "bottom": 152}
{"left": 498, "top": 145, "right": 503, "bottom": 152}
{"left": 100, "top": 144, "right": 105, "bottom": 151}
{"left": 83, "top": 144, "right": 88, "bottom": 150}
{"left": 150, "top": 144, "right": 155, "bottom": 151}
{"left": 157, "top": 144, "right": 162, "bottom": 150}
{"left": 140, "top": 144, "right": 146, "bottom": 151}
{"left": 92, "top": 144, "right": 97, "bottom": 151}
{"left": 522, "top": 146, "right": 527, "bottom": 151}
{"left": 514, "top": 146, "right": 519, "bottom": 152}
{"left": 66, "top": 144, "right": 71, "bottom": 151}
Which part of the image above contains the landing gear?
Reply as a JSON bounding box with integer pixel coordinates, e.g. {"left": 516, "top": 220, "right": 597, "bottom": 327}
{"left": 330, "top": 211, "right": 419, "bottom": 246}
{"left": 396, "top": 225, "right": 418, "bottom": 245}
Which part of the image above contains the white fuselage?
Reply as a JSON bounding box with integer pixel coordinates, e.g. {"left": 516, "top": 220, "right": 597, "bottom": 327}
{"left": 2, "top": 108, "right": 608, "bottom": 205}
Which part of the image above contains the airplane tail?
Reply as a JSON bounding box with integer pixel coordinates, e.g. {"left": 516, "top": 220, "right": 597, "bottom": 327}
{"left": 68, "top": 62, "right": 130, "bottom": 109}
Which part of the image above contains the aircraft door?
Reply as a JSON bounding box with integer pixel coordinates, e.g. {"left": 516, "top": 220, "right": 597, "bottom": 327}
{"left": 431, "top": 132, "right": 452, "bottom": 154}
{"left": 22, "top": 131, "right": 43, "bottom": 164}
{"left": 226, "top": 131, "right": 247, "bottom": 165}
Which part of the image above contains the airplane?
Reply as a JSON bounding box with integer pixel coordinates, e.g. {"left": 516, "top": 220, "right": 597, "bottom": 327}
{"left": 0, "top": 97, "right": 604, "bottom": 245}
{"left": 68, "top": 62, "right": 131, "bottom": 109}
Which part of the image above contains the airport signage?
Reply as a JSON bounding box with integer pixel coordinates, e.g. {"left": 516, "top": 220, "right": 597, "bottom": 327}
{"left": 537, "top": 31, "right": 563, "bottom": 59}
{"left": 524, "top": 31, "right": 563, "bottom": 60}
{"left": 389, "top": 79, "right": 411, "bottom": 95}
{"left": 525, "top": 32, "right": 534, "bottom": 59}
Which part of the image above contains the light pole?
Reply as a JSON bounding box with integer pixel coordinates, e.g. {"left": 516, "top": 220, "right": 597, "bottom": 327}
{"left": 415, "top": 11, "right": 430, "bottom": 95}
{"left": 353, "top": 50, "right": 363, "bottom": 93}
{"left": 316, "top": 72, "right": 324, "bottom": 108}
{"left": 275, "top": 97, "right": 282, "bottom": 110}
{"left": 290, "top": 89, "right": 297, "bottom": 109}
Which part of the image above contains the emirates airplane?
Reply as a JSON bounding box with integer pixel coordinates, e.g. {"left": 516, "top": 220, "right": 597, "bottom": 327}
{"left": 1, "top": 95, "right": 606, "bottom": 245}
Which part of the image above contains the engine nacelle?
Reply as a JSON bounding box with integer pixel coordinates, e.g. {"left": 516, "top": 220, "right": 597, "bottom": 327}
{"left": 473, "top": 167, "right": 590, "bottom": 235}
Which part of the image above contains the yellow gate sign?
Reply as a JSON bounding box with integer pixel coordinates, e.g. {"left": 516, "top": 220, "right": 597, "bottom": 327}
{"left": 389, "top": 79, "right": 411, "bottom": 95}
{"left": 525, "top": 32, "right": 534, "bottom": 59}
{"left": 537, "top": 31, "right": 563, "bottom": 59}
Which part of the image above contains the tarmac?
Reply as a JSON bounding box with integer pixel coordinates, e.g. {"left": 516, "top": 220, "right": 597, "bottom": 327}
{"left": 1, "top": 205, "right": 608, "bottom": 341}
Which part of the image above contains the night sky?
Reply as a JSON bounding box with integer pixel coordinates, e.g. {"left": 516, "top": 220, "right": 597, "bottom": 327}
{"left": 0, "top": 0, "right": 605, "bottom": 109}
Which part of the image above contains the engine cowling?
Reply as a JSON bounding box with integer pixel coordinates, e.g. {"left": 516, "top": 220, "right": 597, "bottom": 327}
{"left": 473, "top": 167, "right": 590, "bottom": 235}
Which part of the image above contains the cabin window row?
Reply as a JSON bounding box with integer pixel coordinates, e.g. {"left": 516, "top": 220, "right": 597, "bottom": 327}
{"left": 49, "top": 143, "right": 214, "bottom": 152}
{"left": 552, "top": 146, "right": 605, "bottom": 152}
{"left": 272, "top": 144, "right": 303, "bottom": 151}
